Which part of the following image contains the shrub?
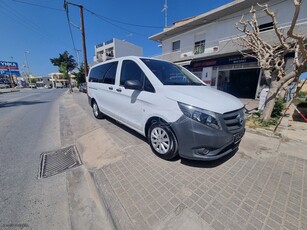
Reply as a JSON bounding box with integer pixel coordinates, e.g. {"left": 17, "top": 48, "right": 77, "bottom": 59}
{"left": 271, "top": 99, "right": 285, "bottom": 118}
{"left": 298, "top": 91, "right": 307, "bottom": 98}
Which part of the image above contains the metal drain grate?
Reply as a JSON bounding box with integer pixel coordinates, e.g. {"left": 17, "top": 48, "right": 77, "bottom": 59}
{"left": 38, "top": 145, "right": 82, "bottom": 179}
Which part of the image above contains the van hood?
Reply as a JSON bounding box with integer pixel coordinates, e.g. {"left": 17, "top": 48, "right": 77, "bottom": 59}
{"left": 164, "top": 86, "right": 244, "bottom": 114}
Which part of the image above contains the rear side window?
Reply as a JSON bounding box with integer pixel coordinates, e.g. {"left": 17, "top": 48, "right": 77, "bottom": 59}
{"left": 88, "top": 62, "right": 118, "bottom": 84}
{"left": 120, "top": 60, "right": 155, "bottom": 93}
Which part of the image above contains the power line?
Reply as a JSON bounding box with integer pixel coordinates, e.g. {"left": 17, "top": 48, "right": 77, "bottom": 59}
{"left": 84, "top": 8, "right": 163, "bottom": 29}
{"left": 11, "top": 0, "right": 63, "bottom": 11}
{"left": 64, "top": 2, "right": 78, "bottom": 58}
{"left": 84, "top": 8, "right": 149, "bottom": 38}
{"left": 10, "top": 0, "right": 156, "bottom": 38}
{"left": 10, "top": 0, "right": 162, "bottom": 29}
{"left": 0, "top": 1, "right": 56, "bottom": 43}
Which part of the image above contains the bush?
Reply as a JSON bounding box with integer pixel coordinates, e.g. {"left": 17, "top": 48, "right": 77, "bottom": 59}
{"left": 298, "top": 91, "right": 307, "bottom": 98}
{"left": 260, "top": 118, "right": 279, "bottom": 126}
{"left": 246, "top": 116, "right": 278, "bottom": 128}
{"left": 271, "top": 99, "right": 285, "bottom": 118}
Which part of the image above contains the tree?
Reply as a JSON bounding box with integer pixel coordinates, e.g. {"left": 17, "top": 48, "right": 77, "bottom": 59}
{"left": 72, "top": 63, "right": 86, "bottom": 86}
{"left": 50, "top": 51, "right": 77, "bottom": 92}
{"left": 236, "top": 0, "right": 307, "bottom": 120}
{"left": 29, "top": 78, "right": 37, "bottom": 84}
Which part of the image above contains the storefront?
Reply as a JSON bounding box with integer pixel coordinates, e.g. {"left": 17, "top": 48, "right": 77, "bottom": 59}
{"left": 189, "top": 55, "right": 264, "bottom": 99}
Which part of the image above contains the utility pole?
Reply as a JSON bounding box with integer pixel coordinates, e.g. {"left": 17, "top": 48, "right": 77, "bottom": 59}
{"left": 24, "top": 51, "right": 30, "bottom": 85}
{"left": 162, "top": 0, "right": 168, "bottom": 28}
{"left": 75, "top": 49, "right": 81, "bottom": 67}
{"left": 64, "top": 1, "right": 89, "bottom": 80}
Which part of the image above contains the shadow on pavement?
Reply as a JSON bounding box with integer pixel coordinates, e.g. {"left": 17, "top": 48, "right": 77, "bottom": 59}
{"left": 0, "top": 100, "right": 49, "bottom": 108}
{"left": 101, "top": 115, "right": 239, "bottom": 167}
{"left": 104, "top": 116, "right": 147, "bottom": 141}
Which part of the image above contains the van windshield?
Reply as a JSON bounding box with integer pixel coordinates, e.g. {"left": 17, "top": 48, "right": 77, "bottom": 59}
{"left": 141, "top": 58, "right": 204, "bottom": 86}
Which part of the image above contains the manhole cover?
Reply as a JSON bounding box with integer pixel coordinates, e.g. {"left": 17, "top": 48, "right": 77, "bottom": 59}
{"left": 38, "top": 145, "right": 82, "bottom": 179}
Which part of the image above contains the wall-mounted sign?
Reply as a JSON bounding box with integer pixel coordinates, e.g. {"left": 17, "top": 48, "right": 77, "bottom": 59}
{"left": 0, "top": 61, "right": 20, "bottom": 75}
{"left": 191, "top": 55, "right": 257, "bottom": 69}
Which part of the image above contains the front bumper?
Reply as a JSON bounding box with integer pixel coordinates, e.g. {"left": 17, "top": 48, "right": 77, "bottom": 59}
{"left": 171, "top": 115, "right": 245, "bottom": 161}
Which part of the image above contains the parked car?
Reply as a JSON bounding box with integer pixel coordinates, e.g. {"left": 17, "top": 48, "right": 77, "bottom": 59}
{"left": 79, "top": 83, "right": 87, "bottom": 93}
{"left": 56, "top": 83, "right": 63, "bottom": 88}
{"left": 0, "top": 78, "right": 11, "bottom": 88}
{"left": 0, "top": 83, "right": 10, "bottom": 89}
{"left": 87, "top": 56, "right": 245, "bottom": 161}
{"left": 29, "top": 83, "right": 37, "bottom": 88}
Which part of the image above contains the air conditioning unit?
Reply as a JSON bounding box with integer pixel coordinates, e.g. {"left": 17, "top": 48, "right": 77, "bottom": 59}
{"left": 180, "top": 51, "right": 193, "bottom": 58}
{"left": 204, "top": 47, "right": 219, "bottom": 54}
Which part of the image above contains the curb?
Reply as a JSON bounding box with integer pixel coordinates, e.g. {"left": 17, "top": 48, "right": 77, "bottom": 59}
{"left": 60, "top": 92, "right": 117, "bottom": 230}
{"left": 0, "top": 89, "right": 20, "bottom": 94}
{"left": 66, "top": 166, "right": 116, "bottom": 230}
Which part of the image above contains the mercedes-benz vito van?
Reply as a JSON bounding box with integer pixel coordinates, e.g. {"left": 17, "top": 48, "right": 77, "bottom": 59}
{"left": 87, "top": 56, "right": 245, "bottom": 161}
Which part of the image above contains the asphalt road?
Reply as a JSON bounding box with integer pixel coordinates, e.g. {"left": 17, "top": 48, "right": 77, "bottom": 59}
{"left": 0, "top": 88, "right": 71, "bottom": 229}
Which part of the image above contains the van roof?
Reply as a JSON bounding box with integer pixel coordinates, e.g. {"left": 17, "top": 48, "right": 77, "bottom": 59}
{"left": 90, "top": 56, "right": 170, "bottom": 69}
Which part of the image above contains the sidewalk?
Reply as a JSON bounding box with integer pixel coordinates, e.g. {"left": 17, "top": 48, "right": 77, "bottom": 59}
{"left": 0, "top": 88, "right": 20, "bottom": 94}
{"left": 64, "top": 92, "right": 307, "bottom": 230}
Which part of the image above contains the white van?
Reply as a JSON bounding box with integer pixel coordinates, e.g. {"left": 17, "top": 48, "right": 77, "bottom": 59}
{"left": 87, "top": 56, "right": 245, "bottom": 161}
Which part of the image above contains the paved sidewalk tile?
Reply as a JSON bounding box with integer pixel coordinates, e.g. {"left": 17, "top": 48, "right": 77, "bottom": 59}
{"left": 96, "top": 144, "right": 307, "bottom": 230}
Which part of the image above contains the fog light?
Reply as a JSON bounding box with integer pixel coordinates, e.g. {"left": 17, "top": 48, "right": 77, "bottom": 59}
{"left": 196, "top": 148, "right": 210, "bottom": 156}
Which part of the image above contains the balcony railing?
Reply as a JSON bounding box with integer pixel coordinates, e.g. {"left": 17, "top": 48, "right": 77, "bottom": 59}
{"left": 95, "top": 39, "right": 114, "bottom": 49}
{"left": 153, "top": 20, "right": 307, "bottom": 63}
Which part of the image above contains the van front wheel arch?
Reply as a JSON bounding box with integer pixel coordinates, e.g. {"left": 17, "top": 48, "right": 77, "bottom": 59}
{"left": 148, "top": 122, "right": 178, "bottom": 160}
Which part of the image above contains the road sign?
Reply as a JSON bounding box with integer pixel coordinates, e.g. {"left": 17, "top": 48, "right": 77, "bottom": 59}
{"left": 0, "top": 61, "right": 20, "bottom": 75}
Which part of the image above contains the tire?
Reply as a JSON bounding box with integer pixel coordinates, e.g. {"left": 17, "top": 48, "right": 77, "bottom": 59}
{"left": 148, "top": 122, "right": 178, "bottom": 160}
{"left": 92, "top": 101, "right": 104, "bottom": 119}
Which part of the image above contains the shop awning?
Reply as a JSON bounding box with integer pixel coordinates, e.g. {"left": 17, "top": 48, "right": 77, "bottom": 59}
{"left": 175, "top": 60, "right": 192, "bottom": 66}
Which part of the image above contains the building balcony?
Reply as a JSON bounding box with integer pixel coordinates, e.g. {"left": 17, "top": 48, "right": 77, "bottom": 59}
{"left": 95, "top": 50, "right": 114, "bottom": 63}
{"left": 154, "top": 20, "right": 307, "bottom": 64}
{"left": 154, "top": 41, "right": 220, "bottom": 64}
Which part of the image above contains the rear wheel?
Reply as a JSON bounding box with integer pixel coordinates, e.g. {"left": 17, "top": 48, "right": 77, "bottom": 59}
{"left": 92, "top": 101, "right": 104, "bottom": 119}
{"left": 148, "top": 122, "right": 178, "bottom": 160}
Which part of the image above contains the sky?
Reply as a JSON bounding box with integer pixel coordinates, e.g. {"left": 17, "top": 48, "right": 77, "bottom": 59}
{"left": 1, "top": 0, "right": 307, "bottom": 80}
{"left": 0, "top": 0, "right": 235, "bottom": 76}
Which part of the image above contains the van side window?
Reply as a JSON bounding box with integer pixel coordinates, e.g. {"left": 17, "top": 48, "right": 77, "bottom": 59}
{"left": 88, "top": 63, "right": 113, "bottom": 83}
{"left": 120, "top": 60, "right": 155, "bottom": 93}
{"left": 144, "top": 78, "right": 155, "bottom": 93}
{"left": 102, "top": 62, "right": 118, "bottom": 85}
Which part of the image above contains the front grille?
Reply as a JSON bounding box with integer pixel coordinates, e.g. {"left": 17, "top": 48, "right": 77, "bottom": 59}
{"left": 222, "top": 108, "right": 244, "bottom": 133}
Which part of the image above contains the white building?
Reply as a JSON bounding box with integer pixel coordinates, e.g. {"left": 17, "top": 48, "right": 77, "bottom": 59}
{"left": 149, "top": 0, "right": 307, "bottom": 99}
{"left": 49, "top": 73, "right": 76, "bottom": 88}
{"left": 94, "top": 38, "right": 143, "bottom": 63}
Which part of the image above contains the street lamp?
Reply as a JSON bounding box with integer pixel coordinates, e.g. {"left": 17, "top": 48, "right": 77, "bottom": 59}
{"left": 7, "top": 67, "right": 14, "bottom": 88}
{"left": 9, "top": 57, "right": 15, "bottom": 87}
{"left": 24, "top": 51, "right": 30, "bottom": 85}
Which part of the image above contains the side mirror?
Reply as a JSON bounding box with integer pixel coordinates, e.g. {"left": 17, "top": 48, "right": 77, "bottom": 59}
{"left": 124, "top": 80, "right": 143, "bottom": 91}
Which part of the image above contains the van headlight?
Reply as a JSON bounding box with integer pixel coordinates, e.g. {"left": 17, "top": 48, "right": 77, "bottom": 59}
{"left": 178, "top": 102, "right": 221, "bottom": 130}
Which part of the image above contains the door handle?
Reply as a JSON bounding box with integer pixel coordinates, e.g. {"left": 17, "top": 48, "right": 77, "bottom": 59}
{"left": 108, "top": 86, "right": 113, "bottom": 90}
{"left": 116, "top": 88, "right": 122, "bottom": 92}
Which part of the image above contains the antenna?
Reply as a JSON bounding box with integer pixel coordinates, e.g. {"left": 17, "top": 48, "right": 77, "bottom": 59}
{"left": 161, "top": 0, "right": 168, "bottom": 28}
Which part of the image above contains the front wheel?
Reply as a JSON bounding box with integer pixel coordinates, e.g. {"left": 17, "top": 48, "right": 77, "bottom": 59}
{"left": 148, "top": 122, "right": 178, "bottom": 160}
{"left": 92, "top": 101, "right": 104, "bottom": 119}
